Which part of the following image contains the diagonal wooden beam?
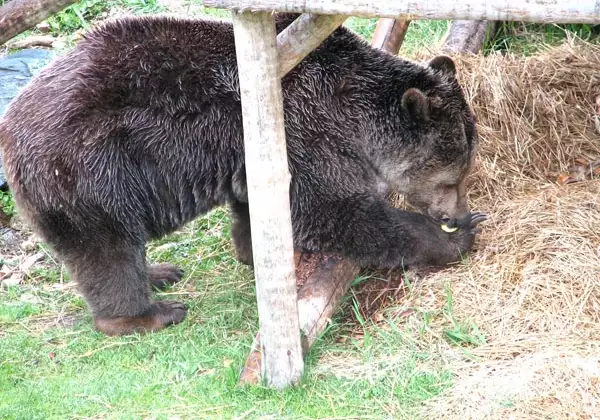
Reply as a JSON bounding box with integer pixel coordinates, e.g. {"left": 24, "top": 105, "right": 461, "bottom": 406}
{"left": 240, "top": 251, "right": 360, "bottom": 385}
{"left": 277, "top": 13, "right": 347, "bottom": 77}
{"left": 442, "top": 20, "right": 497, "bottom": 54}
{"left": 371, "top": 17, "right": 410, "bottom": 54}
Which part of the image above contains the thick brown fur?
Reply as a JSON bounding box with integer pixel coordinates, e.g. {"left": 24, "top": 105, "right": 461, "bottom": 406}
{"left": 0, "top": 14, "right": 483, "bottom": 335}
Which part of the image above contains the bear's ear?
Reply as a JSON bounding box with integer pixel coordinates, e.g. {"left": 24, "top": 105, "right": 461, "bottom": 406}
{"left": 401, "top": 88, "right": 430, "bottom": 122}
{"left": 429, "top": 55, "right": 456, "bottom": 77}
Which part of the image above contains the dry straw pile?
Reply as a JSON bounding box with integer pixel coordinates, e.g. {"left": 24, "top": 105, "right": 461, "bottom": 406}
{"left": 416, "top": 38, "right": 600, "bottom": 418}
{"left": 333, "top": 38, "right": 600, "bottom": 418}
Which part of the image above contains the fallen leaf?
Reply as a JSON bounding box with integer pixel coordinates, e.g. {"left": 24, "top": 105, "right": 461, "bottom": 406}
{"left": 36, "top": 22, "right": 51, "bottom": 33}
{"left": 20, "top": 237, "right": 39, "bottom": 252}
{"left": 556, "top": 173, "right": 578, "bottom": 185}
{"left": 197, "top": 368, "right": 216, "bottom": 376}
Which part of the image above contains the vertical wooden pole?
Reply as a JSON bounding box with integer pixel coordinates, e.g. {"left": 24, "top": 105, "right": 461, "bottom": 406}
{"left": 232, "top": 10, "right": 304, "bottom": 389}
{"left": 371, "top": 17, "right": 410, "bottom": 54}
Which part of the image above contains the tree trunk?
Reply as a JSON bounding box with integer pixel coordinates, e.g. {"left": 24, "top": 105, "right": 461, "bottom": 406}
{"left": 0, "top": 0, "right": 78, "bottom": 45}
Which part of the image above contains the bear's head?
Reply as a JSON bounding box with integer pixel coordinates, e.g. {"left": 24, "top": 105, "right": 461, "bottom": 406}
{"left": 376, "top": 55, "right": 478, "bottom": 221}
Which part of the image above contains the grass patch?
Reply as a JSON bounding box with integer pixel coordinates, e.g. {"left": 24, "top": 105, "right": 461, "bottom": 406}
{"left": 44, "top": 0, "right": 165, "bottom": 35}
{"left": 0, "top": 190, "right": 16, "bottom": 218}
{"left": 399, "top": 20, "right": 450, "bottom": 56}
{"left": 486, "top": 22, "right": 600, "bottom": 55}
{"left": 1, "top": 207, "right": 455, "bottom": 418}
{"left": 441, "top": 284, "right": 486, "bottom": 348}
{"left": 344, "top": 18, "right": 450, "bottom": 57}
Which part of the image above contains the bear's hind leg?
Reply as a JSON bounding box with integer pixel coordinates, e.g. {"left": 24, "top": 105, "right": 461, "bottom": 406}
{"left": 67, "top": 240, "right": 187, "bottom": 336}
{"left": 230, "top": 201, "right": 253, "bottom": 266}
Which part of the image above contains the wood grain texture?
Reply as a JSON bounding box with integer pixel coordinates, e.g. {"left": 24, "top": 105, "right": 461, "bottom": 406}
{"left": 240, "top": 252, "right": 359, "bottom": 385}
{"left": 443, "top": 20, "right": 497, "bottom": 54}
{"left": 277, "top": 13, "right": 347, "bottom": 77}
{"left": 205, "top": 0, "right": 600, "bottom": 24}
{"left": 232, "top": 10, "right": 303, "bottom": 389}
{"left": 371, "top": 18, "right": 410, "bottom": 54}
{"left": 296, "top": 254, "right": 359, "bottom": 348}
{"left": 0, "top": 0, "right": 78, "bottom": 45}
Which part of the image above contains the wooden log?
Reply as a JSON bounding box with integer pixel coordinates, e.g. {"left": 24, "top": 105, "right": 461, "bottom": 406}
{"left": 240, "top": 251, "right": 360, "bottom": 385}
{"left": 442, "top": 20, "right": 497, "bottom": 54}
{"left": 204, "top": 0, "right": 600, "bottom": 24}
{"left": 277, "top": 13, "right": 347, "bottom": 77}
{"left": 0, "top": 0, "right": 79, "bottom": 46}
{"left": 231, "top": 10, "right": 304, "bottom": 389}
{"left": 5, "top": 34, "right": 56, "bottom": 49}
{"left": 371, "top": 17, "right": 410, "bottom": 54}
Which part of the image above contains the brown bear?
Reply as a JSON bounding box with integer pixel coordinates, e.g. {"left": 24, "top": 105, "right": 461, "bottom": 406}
{"left": 0, "top": 14, "right": 485, "bottom": 336}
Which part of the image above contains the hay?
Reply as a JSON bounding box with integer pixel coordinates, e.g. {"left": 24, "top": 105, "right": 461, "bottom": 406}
{"left": 336, "top": 38, "right": 600, "bottom": 418}
{"left": 415, "top": 38, "right": 600, "bottom": 419}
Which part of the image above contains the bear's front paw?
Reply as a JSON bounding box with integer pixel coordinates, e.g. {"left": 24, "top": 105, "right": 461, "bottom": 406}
{"left": 441, "top": 212, "right": 488, "bottom": 255}
{"left": 441, "top": 212, "right": 487, "bottom": 234}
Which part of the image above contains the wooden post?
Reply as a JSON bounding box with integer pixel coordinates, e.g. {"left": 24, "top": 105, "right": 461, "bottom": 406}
{"left": 442, "top": 20, "right": 497, "bottom": 54}
{"left": 0, "top": 0, "right": 79, "bottom": 45}
{"left": 232, "top": 10, "right": 304, "bottom": 389}
{"left": 371, "top": 18, "right": 410, "bottom": 54}
{"left": 204, "top": 0, "right": 600, "bottom": 24}
{"left": 277, "top": 13, "right": 347, "bottom": 77}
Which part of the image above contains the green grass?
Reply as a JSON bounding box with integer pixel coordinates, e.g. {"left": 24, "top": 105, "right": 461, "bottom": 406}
{"left": 0, "top": 207, "right": 459, "bottom": 418}
{"left": 398, "top": 20, "right": 450, "bottom": 56}
{"left": 0, "top": 190, "right": 16, "bottom": 218}
{"left": 44, "top": 0, "right": 165, "bottom": 35}
{"left": 343, "top": 18, "right": 450, "bottom": 57}
{"left": 342, "top": 17, "right": 599, "bottom": 57}
{"left": 487, "top": 22, "right": 600, "bottom": 55}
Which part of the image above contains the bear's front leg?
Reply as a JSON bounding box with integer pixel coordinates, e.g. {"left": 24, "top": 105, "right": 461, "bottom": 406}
{"left": 296, "top": 196, "right": 485, "bottom": 270}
